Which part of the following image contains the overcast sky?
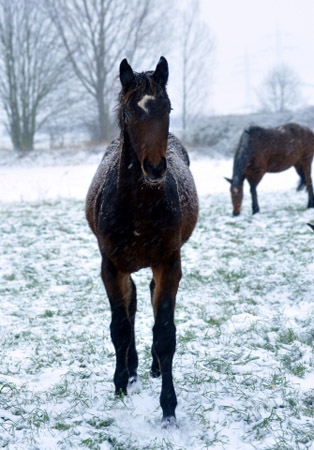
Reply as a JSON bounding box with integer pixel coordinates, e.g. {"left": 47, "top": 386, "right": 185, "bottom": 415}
{"left": 199, "top": 0, "right": 314, "bottom": 114}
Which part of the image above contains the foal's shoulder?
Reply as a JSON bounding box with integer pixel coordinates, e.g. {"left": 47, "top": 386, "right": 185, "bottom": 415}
{"left": 100, "top": 138, "right": 120, "bottom": 163}
{"left": 167, "top": 133, "right": 190, "bottom": 166}
{"left": 89, "top": 138, "right": 119, "bottom": 198}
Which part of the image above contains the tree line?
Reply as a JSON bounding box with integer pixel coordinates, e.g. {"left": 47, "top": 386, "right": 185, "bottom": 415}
{"left": 0, "top": 0, "right": 214, "bottom": 152}
{"left": 0, "top": 0, "right": 302, "bottom": 153}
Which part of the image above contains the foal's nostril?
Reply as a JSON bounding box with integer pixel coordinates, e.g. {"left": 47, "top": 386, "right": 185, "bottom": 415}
{"left": 143, "top": 157, "right": 167, "bottom": 182}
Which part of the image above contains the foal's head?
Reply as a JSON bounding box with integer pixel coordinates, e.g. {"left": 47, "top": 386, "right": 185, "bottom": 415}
{"left": 119, "top": 57, "right": 171, "bottom": 184}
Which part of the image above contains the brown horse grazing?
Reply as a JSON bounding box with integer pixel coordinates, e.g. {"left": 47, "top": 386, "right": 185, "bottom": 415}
{"left": 225, "top": 123, "right": 314, "bottom": 215}
{"left": 85, "top": 57, "right": 198, "bottom": 426}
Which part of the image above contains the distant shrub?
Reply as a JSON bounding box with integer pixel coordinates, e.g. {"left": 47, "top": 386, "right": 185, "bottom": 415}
{"left": 186, "top": 106, "right": 314, "bottom": 157}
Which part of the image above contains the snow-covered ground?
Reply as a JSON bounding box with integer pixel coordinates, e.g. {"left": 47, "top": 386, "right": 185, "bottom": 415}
{"left": 1, "top": 145, "right": 314, "bottom": 449}
{"left": 0, "top": 146, "right": 304, "bottom": 202}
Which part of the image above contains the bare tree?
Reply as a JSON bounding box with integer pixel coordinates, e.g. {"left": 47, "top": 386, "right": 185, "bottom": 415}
{"left": 0, "top": 0, "right": 70, "bottom": 152}
{"left": 46, "top": 0, "right": 174, "bottom": 142}
{"left": 179, "top": 0, "right": 215, "bottom": 137}
{"left": 257, "top": 64, "right": 302, "bottom": 112}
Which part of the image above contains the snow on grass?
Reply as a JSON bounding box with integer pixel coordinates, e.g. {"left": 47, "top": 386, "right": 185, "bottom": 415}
{"left": 0, "top": 153, "right": 314, "bottom": 449}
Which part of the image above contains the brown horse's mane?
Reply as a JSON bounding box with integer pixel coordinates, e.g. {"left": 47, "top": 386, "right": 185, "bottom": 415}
{"left": 232, "top": 127, "right": 251, "bottom": 186}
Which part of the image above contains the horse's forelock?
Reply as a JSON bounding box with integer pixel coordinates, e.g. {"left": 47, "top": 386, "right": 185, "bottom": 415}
{"left": 120, "top": 72, "right": 163, "bottom": 107}
{"left": 117, "top": 71, "right": 167, "bottom": 130}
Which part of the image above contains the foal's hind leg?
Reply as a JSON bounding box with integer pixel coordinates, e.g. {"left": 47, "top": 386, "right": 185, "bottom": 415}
{"left": 101, "top": 255, "right": 138, "bottom": 395}
{"left": 301, "top": 161, "right": 314, "bottom": 207}
{"left": 151, "top": 252, "right": 182, "bottom": 424}
{"left": 149, "top": 279, "right": 161, "bottom": 378}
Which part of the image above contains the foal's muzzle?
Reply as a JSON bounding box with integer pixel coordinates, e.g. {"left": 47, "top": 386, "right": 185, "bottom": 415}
{"left": 142, "top": 157, "right": 167, "bottom": 184}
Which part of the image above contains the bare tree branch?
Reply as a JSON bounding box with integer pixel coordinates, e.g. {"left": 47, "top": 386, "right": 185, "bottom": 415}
{"left": 45, "top": 0, "right": 175, "bottom": 141}
{"left": 257, "top": 64, "right": 302, "bottom": 112}
{"left": 178, "top": 0, "right": 215, "bottom": 136}
{"left": 0, "top": 0, "right": 72, "bottom": 152}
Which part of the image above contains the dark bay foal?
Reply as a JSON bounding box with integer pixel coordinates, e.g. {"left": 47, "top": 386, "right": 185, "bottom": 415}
{"left": 85, "top": 57, "right": 198, "bottom": 425}
{"left": 226, "top": 123, "right": 314, "bottom": 215}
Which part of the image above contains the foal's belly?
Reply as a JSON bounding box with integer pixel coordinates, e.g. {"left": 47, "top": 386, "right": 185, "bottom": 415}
{"left": 100, "top": 228, "right": 179, "bottom": 273}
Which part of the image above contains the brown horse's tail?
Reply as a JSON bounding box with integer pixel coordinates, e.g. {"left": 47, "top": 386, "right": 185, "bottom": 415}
{"left": 232, "top": 128, "right": 251, "bottom": 186}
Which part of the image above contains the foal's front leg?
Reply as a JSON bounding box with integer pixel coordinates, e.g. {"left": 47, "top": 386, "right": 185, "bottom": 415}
{"left": 149, "top": 279, "right": 161, "bottom": 378}
{"left": 101, "top": 255, "right": 138, "bottom": 395}
{"left": 151, "top": 253, "right": 182, "bottom": 425}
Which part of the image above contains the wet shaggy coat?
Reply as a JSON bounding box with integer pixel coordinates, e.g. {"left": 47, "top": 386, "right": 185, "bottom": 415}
{"left": 85, "top": 57, "right": 198, "bottom": 425}
{"left": 86, "top": 133, "right": 198, "bottom": 273}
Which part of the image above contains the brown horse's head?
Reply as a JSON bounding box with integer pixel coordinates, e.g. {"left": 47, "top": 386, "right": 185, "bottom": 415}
{"left": 225, "top": 177, "right": 243, "bottom": 216}
{"left": 119, "top": 57, "right": 171, "bottom": 184}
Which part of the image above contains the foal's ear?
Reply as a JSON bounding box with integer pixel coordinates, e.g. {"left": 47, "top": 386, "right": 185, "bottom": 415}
{"left": 120, "top": 58, "right": 134, "bottom": 89}
{"left": 153, "top": 56, "right": 169, "bottom": 87}
{"left": 307, "top": 223, "right": 314, "bottom": 231}
{"left": 224, "top": 177, "right": 233, "bottom": 184}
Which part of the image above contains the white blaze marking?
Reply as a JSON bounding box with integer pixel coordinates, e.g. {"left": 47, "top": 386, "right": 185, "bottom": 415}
{"left": 137, "top": 95, "right": 155, "bottom": 113}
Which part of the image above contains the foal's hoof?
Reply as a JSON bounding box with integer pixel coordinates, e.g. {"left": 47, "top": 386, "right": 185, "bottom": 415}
{"left": 127, "top": 375, "right": 141, "bottom": 394}
{"left": 150, "top": 367, "right": 161, "bottom": 378}
{"left": 161, "top": 416, "right": 178, "bottom": 429}
{"left": 114, "top": 387, "right": 127, "bottom": 397}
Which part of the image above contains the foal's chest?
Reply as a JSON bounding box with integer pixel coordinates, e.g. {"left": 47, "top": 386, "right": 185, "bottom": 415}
{"left": 97, "top": 181, "right": 181, "bottom": 272}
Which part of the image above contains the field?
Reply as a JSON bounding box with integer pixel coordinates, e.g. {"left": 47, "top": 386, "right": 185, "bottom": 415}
{"left": 0, "top": 151, "right": 314, "bottom": 449}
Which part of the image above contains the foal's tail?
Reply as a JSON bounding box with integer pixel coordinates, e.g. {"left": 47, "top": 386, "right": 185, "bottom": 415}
{"left": 232, "top": 128, "right": 251, "bottom": 186}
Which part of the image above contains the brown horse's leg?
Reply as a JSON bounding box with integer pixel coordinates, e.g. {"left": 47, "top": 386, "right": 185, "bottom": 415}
{"left": 151, "top": 253, "right": 182, "bottom": 424}
{"left": 149, "top": 279, "right": 161, "bottom": 378}
{"left": 294, "top": 165, "right": 306, "bottom": 191}
{"left": 247, "top": 172, "right": 264, "bottom": 214}
{"left": 302, "top": 161, "right": 314, "bottom": 208}
{"left": 101, "top": 255, "right": 137, "bottom": 395}
{"left": 249, "top": 182, "right": 260, "bottom": 214}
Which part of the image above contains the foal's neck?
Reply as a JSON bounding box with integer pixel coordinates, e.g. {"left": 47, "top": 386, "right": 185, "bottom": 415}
{"left": 118, "top": 130, "right": 165, "bottom": 198}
